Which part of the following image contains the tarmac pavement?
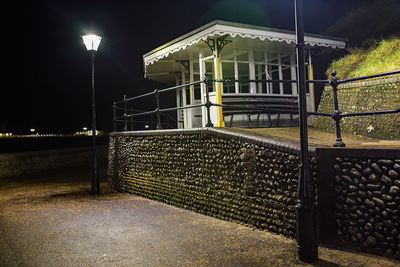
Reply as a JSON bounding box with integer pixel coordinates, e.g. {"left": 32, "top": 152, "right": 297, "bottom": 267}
{"left": 0, "top": 170, "right": 398, "bottom": 267}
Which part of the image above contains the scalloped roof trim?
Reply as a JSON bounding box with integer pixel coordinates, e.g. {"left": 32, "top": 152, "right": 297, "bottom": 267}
{"left": 144, "top": 22, "right": 346, "bottom": 67}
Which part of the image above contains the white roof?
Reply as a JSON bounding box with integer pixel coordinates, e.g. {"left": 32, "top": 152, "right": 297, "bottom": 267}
{"left": 143, "top": 20, "right": 346, "bottom": 83}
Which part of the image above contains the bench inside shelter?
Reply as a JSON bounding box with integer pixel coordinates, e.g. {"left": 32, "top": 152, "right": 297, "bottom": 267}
{"left": 222, "top": 94, "right": 299, "bottom": 127}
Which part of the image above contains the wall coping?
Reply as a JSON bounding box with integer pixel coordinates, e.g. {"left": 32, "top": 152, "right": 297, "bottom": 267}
{"left": 316, "top": 147, "right": 400, "bottom": 159}
{"left": 110, "top": 127, "right": 317, "bottom": 155}
{"left": 324, "top": 75, "right": 400, "bottom": 90}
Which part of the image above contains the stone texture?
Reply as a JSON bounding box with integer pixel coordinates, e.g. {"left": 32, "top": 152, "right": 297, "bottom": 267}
{"left": 108, "top": 130, "right": 318, "bottom": 239}
{"left": 314, "top": 78, "right": 400, "bottom": 140}
{"left": 108, "top": 130, "right": 399, "bottom": 260}
{"left": 334, "top": 157, "right": 400, "bottom": 260}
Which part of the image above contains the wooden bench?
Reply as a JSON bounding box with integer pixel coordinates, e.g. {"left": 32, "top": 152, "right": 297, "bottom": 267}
{"left": 221, "top": 93, "right": 299, "bottom": 127}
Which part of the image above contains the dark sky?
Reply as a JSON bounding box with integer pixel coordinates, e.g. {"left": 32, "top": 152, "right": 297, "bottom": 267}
{"left": 4, "top": 0, "right": 377, "bottom": 133}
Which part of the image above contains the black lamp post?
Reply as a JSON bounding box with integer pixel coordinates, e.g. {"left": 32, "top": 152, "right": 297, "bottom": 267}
{"left": 82, "top": 34, "right": 102, "bottom": 194}
{"left": 294, "top": 0, "right": 318, "bottom": 263}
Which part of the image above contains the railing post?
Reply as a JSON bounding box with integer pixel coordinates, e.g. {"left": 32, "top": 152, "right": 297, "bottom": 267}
{"left": 329, "top": 71, "right": 345, "bottom": 147}
{"left": 113, "top": 101, "right": 117, "bottom": 132}
{"left": 204, "top": 74, "right": 214, "bottom": 127}
{"left": 123, "top": 94, "right": 128, "bottom": 131}
{"left": 130, "top": 115, "right": 133, "bottom": 131}
{"left": 155, "top": 89, "right": 163, "bottom": 130}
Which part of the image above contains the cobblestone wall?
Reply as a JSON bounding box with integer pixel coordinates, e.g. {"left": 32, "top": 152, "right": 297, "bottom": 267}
{"left": 314, "top": 76, "right": 400, "bottom": 140}
{"left": 334, "top": 156, "right": 400, "bottom": 259}
{"left": 108, "top": 129, "right": 317, "bottom": 238}
{"left": 108, "top": 129, "right": 400, "bottom": 259}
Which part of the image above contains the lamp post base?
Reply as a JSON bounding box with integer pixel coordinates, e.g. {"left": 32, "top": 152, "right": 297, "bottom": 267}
{"left": 297, "top": 245, "right": 318, "bottom": 263}
{"left": 91, "top": 163, "right": 100, "bottom": 194}
{"left": 333, "top": 140, "right": 346, "bottom": 147}
{"left": 296, "top": 202, "right": 318, "bottom": 263}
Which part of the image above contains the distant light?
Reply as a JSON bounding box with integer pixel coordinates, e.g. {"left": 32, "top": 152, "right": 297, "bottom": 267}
{"left": 30, "top": 128, "right": 35, "bottom": 132}
{"left": 145, "top": 125, "right": 149, "bottom": 129}
{"left": 82, "top": 34, "right": 102, "bottom": 51}
{"left": 0, "top": 133, "right": 12, "bottom": 137}
{"left": 83, "top": 127, "right": 88, "bottom": 131}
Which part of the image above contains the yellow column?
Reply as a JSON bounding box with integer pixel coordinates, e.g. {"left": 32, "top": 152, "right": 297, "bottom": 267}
{"left": 308, "top": 63, "right": 315, "bottom": 112}
{"left": 213, "top": 56, "right": 224, "bottom": 127}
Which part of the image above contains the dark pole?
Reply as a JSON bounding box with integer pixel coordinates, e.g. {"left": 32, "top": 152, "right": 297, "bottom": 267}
{"left": 155, "top": 89, "right": 163, "bottom": 130}
{"left": 330, "top": 71, "right": 346, "bottom": 147}
{"left": 204, "top": 74, "right": 213, "bottom": 127}
{"left": 123, "top": 94, "right": 128, "bottom": 131}
{"left": 294, "top": 0, "right": 317, "bottom": 262}
{"left": 113, "top": 101, "right": 117, "bottom": 132}
{"left": 90, "top": 51, "right": 100, "bottom": 194}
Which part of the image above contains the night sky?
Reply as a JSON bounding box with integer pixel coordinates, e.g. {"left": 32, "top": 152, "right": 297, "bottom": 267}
{"left": 4, "top": 0, "right": 386, "bottom": 133}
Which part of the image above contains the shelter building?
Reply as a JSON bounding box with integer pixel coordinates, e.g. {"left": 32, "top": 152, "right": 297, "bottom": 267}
{"left": 143, "top": 20, "right": 346, "bottom": 128}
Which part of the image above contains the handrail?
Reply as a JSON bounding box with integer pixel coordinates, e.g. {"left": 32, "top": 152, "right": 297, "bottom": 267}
{"left": 337, "top": 69, "right": 400, "bottom": 84}
{"left": 212, "top": 78, "right": 329, "bottom": 84}
{"left": 158, "top": 80, "right": 203, "bottom": 94}
{"left": 113, "top": 69, "right": 399, "bottom": 147}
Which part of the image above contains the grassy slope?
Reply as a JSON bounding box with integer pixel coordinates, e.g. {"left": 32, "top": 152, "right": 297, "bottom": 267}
{"left": 326, "top": 35, "right": 400, "bottom": 79}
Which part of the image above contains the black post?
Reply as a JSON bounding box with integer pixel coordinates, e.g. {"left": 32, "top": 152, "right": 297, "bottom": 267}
{"left": 294, "top": 0, "right": 318, "bottom": 262}
{"left": 123, "top": 94, "right": 128, "bottom": 131}
{"left": 90, "top": 52, "right": 100, "bottom": 194}
{"left": 329, "top": 71, "right": 346, "bottom": 147}
{"left": 155, "top": 89, "right": 163, "bottom": 130}
{"left": 113, "top": 101, "right": 117, "bottom": 132}
{"left": 130, "top": 115, "right": 133, "bottom": 131}
{"left": 204, "top": 74, "right": 214, "bottom": 127}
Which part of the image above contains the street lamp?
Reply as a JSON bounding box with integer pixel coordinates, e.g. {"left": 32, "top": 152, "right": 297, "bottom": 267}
{"left": 82, "top": 34, "right": 102, "bottom": 194}
{"left": 294, "top": 0, "right": 318, "bottom": 263}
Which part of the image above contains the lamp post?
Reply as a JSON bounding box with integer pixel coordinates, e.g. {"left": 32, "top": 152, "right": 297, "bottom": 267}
{"left": 82, "top": 34, "right": 102, "bottom": 194}
{"left": 294, "top": 0, "right": 318, "bottom": 262}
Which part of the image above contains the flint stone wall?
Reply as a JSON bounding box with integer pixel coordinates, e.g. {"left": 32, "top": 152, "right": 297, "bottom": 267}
{"left": 108, "top": 129, "right": 400, "bottom": 259}
{"left": 318, "top": 148, "right": 400, "bottom": 260}
{"left": 108, "top": 128, "right": 317, "bottom": 238}
{"left": 314, "top": 76, "right": 400, "bottom": 140}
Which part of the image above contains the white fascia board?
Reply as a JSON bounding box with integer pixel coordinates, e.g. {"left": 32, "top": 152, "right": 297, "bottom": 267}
{"left": 143, "top": 23, "right": 346, "bottom": 68}
{"left": 143, "top": 25, "right": 218, "bottom": 67}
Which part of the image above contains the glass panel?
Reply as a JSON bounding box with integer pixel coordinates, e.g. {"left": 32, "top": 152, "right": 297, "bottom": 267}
{"left": 281, "top": 55, "right": 291, "bottom": 65}
{"left": 238, "top": 63, "right": 249, "bottom": 93}
{"left": 193, "top": 62, "right": 199, "bottom": 73}
{"left": 261, "top": 73, "right": 267, "bottom": 93}
{"left": 205, "top": 62, "right": 214, "bottom": 92}
{"left": 283, "top": 68, "right": 292, "bottom": 94}
{"left": 221, "top": 50, "right": 234, "bottom": 60}
{"left": 254, "top": 50, "right": 264, "bottom": 63}
{"left": 194, "top": 74, "right": 201, "bottom": 100}
{"left": 237, "top": 51, "right": 248, "bottom": 61}
{"left": 271, "top": 65, "right": 280, "bottom": 94}
{"left": 255, "top": 63, "right": 263, "bottom": 93}
{"left": 267, "top": 53, "right": 278, "bottom": 64}
{"left": 186, "top": 88, "right": 191, "bottom": 104}
{"left": 222, "top": 62, "right": 235, "bottom": 93}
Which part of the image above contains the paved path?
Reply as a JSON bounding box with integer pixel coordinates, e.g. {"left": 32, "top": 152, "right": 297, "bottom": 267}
{"left": 236, "top": 127, "right": 400, "bottom": 148}
{"left": 0, "top": 171, "right": 398, "bottom": 266}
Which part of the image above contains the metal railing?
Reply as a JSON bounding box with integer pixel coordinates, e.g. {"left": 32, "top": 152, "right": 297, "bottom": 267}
{"left": 113, "top": 69, "right": 400, "bottom": 147}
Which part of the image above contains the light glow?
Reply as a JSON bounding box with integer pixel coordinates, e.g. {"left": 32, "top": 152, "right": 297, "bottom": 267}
{"left": 82, "top": 34, "right": 102, "bottom": 51}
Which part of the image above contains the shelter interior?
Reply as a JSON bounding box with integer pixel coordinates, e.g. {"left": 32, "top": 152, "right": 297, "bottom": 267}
{"left": 143, "top": 21, "right": 346, "bottom": 128}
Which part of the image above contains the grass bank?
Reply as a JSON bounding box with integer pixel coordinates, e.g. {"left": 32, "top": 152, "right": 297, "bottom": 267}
{"left": 326, "top": 35, "right": 400, "bottom": 79}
